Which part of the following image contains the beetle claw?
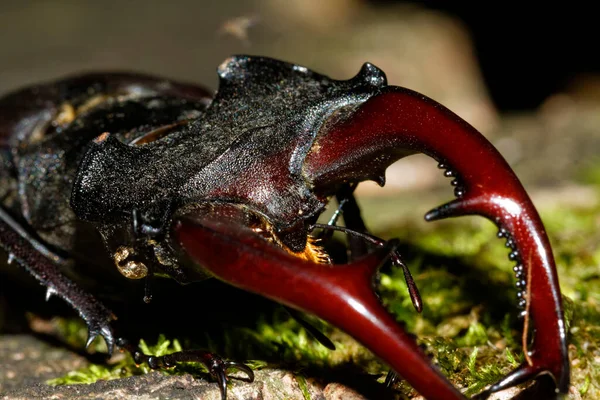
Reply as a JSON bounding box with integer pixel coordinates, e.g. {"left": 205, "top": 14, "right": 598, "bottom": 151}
{"left": 85, "top": 331, "right": 98, "bottom": 350}
{"left": 86, "top": 323, "right": 115, "bottom": 357}
{"left": 384, "top": 370, "right": 398, "bottom": 388}
{"left": 215, "top": 368, "right": 228, "bottom": 400}
{"left": 224, "top": 360, "right": 255, "bottom": 382}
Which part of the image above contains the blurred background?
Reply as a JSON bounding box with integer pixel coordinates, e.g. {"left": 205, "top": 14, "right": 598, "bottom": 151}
{"left": 1, "top": 0, "right": 598, "bottom": 200}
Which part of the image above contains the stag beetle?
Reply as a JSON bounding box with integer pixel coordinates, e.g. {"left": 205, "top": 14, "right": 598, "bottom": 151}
{"left": 0, "top": 55, "right": 569, "bottom": 399}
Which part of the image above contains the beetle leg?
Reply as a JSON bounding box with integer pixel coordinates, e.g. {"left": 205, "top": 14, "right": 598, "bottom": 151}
{"left": 116, "top": 337, "right": 254, "bottom": 400}
{"left": 0, "top": 205, "right": 115, "bottom": 353}
{"left": 334, "top": 183, "right": 370, "bottom": 259}
{"left": 303, "top": 87, "right": 570, "bottom": 395}
{"left": 174, "top": 216, "right": 467, "bottom": 400}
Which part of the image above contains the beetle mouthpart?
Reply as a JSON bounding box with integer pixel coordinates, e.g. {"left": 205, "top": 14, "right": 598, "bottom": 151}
{"left": 113, "top": 246, "right": 148, "bottom": 279}
{"left": 251, "top": 217, "right": 331, "bottom": 264}
{"left": 292, "top": 235, "right": 331, "bottom": 264}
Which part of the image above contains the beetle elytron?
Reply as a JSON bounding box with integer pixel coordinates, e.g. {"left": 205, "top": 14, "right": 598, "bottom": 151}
{"left": 0, "top": 55, "right": 569, "bottom": 399}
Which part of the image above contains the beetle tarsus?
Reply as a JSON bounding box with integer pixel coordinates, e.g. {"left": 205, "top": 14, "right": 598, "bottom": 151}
{"left": 116, "top": 337, "right": 253, "bottom": 399}
{"left": 155, "top": 351, "right": 254, "bottom": 400}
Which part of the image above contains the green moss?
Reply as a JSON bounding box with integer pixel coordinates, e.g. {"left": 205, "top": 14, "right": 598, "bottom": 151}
{"left": 295, "top": 374, "right": 311, "bottom": 400}
{"left": 47, "top": 334, "right": 184, "bottom": 385}
{"left": 250, "top": 313, "right": 334, "bottom": 366}
{"left": 464, "top": 347, "right": 505, "bottom": 395}
{"left": 455, "top": 321, "right": 488, "bottom": 347}
{"left": 47, "top": 364, "right": 124, "bottom": 385}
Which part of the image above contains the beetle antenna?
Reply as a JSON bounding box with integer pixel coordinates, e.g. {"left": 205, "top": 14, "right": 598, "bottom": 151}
{"left": 326, "top": 198, "right": 348, "bottom": 227}
{"left": 319, "top": 183, "right": 360, "bottom": 241}
{"left": 315, "top": 198, "right": 348, "bottom": 242}
{"left": 310, "top": 223, "right": 422, "bottom": 313}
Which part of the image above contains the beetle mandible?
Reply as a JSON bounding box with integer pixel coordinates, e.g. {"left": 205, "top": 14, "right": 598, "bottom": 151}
{"left": 0, "top": 55, "right": 569, "bottom": 399}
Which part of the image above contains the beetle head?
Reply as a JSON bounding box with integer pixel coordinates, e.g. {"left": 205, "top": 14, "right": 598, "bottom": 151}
{"left": 70, "top": 56, "right": 391, "bottom": 280}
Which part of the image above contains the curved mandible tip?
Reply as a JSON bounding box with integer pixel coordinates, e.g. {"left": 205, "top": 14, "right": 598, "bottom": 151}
{"left": 303, "top": 86, "right": 570, "bottom": 395}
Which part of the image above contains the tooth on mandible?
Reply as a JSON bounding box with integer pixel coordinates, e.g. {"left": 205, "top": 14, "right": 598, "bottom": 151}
{"left": 424, "top": 198, "right": 476, "bottom": 222}
{"left": 46, "top": 286, "right": 58, "bottom": 301}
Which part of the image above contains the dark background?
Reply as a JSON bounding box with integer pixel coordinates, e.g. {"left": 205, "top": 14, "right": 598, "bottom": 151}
{"left": 1, "top": 1, "right": 597, "bottom": 112}
{"left": 377, "top": 2, "right": 599, "bottom": 110}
